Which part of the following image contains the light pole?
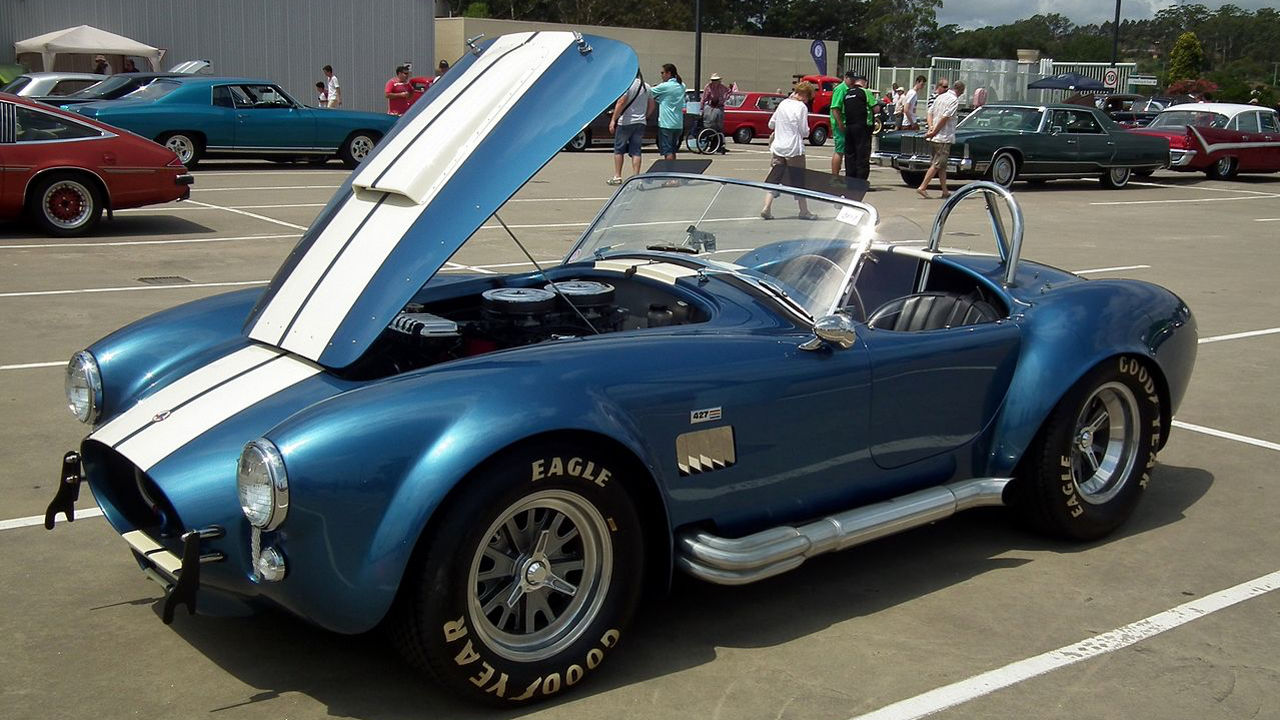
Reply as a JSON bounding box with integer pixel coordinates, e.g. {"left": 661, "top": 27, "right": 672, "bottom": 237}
{"left": 694, "top": 0, "right": 703, "bottom": 94}
{"left": 1110, "top": 0, "right": 1122, "bottom": 67}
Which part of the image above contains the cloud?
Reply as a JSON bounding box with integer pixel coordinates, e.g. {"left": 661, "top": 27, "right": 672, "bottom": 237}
{"left": 937, "top": 0, "right": 1274, "bottom": 29}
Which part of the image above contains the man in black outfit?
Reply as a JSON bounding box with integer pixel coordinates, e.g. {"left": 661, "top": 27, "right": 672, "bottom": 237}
{"left": 843, "top": 73, "right": 878, "bottom": 182}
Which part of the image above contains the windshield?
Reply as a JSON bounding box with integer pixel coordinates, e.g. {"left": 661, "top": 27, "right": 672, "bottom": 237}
{"left": 120, "top": 79, "right": 182, "bottom": 101}
{"left": 566, "top": 176, "right": 878, "bottom": 318}
{"left": 1149, "top": 110, "right": 1228, "bottom": 129}
{"left": 1, "top": 76, "right": 32, "bottom": 94}
{"left": 959, "top": 106, "right": 1043, "bottom": 132}
{"left": 66, "top": 76, "right": 133, "bottom": 99}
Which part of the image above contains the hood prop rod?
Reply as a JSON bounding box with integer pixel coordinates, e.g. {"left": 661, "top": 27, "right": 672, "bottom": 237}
{"left": 492, "top": 213, "right": 600, "bottom": 335}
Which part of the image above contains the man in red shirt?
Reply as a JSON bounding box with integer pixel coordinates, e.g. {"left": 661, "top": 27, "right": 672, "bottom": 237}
{"left": 385, "top": 65, "right": 412, "bottom": 116}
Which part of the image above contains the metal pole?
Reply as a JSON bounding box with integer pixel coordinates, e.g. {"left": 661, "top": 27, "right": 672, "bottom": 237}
{"left": 1110, "top": 0, "right": 1122, "bottom": 66}
{"left": 694, "top": 0, "right": 703, "bottom": 93}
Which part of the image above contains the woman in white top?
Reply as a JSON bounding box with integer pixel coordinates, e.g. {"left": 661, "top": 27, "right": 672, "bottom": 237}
{"left": 761, "top": 81, "right": 817, "bottom": 220}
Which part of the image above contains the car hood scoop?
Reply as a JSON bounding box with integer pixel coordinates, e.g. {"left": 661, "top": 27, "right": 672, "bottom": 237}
{"left": 243, "top": 32, "right": 637, "bottom": 368}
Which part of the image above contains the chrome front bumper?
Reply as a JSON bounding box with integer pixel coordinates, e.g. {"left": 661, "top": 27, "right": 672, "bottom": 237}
{"left": 873, "top": 151, "right": 983, "bottom": 175}
{"left": 1169, "top": 149, "right": 1197, "bottom": 167}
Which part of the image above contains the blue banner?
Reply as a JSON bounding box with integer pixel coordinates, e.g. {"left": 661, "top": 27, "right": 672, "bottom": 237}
{"left": 810, "top": 40, "right": 827, "bottom": 76}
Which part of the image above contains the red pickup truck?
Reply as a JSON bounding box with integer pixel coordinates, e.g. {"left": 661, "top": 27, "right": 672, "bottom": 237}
{"left": 800, "top": 74, "right": 842, "bottom": 115}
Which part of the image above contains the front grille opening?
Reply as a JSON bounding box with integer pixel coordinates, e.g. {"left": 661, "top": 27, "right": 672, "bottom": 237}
{"left": 82, "top": 443, "right": 184, "bottom": 537}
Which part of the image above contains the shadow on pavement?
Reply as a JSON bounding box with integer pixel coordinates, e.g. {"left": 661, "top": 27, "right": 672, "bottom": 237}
{"left": 0, "top": 215, "right": 216, "bottom": 239}
{"left": 156, "top": 462, "right": 1211, "bottom": 718}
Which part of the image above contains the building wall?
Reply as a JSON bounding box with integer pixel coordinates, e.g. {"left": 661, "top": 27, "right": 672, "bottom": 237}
{"left": 1, "top": 0, "right": 435, "bottom": 113}
{"left": 435, "top": 18, "right": 836, "bottom": 94}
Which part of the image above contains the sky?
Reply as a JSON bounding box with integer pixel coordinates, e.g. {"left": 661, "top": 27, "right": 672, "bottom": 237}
{"left": 936, "top": 0, "right": 1276, "bottom": 29}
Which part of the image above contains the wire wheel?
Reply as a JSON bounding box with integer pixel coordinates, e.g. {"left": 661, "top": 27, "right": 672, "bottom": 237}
{"left": 42, "top": 179, "right": 94, "bottom": 230}
{"left": 467, "top": 489, "right": 612, "bottom": 662}
{"left": 1068, "top": 381, "right": 1141, "bottom": 505}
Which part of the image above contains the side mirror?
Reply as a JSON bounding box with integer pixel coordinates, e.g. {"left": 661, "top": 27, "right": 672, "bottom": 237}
{"left": 799, "top": 313, "right": 857, "bottom": 351}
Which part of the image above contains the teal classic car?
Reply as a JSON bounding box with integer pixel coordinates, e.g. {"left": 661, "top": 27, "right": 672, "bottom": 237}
{"left": 69, "top": 77, "right": 397, "bottom": 168}
{"left": 874, "top": 102, "right": 1168, "bottom": 189}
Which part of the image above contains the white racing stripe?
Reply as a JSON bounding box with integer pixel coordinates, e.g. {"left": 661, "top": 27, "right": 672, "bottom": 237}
{"left": 850, "top": 569, "right": 1280, "bottom": 720}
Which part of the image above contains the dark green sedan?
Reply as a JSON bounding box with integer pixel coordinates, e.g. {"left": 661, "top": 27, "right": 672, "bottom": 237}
{"left": 874, "top": 102, "right": 1169, "bottom": 189}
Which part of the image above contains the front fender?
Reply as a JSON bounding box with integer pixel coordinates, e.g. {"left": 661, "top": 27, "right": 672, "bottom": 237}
{"left": 986, "top": 279, "right": 1196, "bottom": 476}
{"left": 259, "top": 356, "right": 667, "bottom": 633}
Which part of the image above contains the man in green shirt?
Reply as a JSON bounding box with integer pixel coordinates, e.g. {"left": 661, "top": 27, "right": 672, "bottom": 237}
{"left": 829, "top": 74, "right": 855, "bottom": 176}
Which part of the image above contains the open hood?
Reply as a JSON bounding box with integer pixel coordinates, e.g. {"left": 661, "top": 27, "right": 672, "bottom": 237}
{"left": 244, "top": 32, "right": 638, "bottom": 368}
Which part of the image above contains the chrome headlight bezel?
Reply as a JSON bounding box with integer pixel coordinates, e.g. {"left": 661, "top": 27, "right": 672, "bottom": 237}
{"left": 236, "top": 439, "right": 289, "bottom": 531}
{"left": 65, "top": 351, "right": 103, "bottom": 424}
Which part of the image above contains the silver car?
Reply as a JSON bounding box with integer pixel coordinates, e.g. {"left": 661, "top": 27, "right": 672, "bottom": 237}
{"left": 0, "top": 72, "right": 106, "bottom": 98}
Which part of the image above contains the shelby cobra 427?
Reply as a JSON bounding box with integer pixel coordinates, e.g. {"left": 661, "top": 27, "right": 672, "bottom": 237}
{"left": 47, "top": 33, "right": 1197, "bottom": 705}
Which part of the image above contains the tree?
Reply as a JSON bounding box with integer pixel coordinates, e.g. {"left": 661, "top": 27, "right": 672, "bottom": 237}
{"left": 1165, "top": 31, "right": 1205, "bottom": 84}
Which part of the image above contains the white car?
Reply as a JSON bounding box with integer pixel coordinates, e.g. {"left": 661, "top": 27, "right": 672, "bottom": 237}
{"left": 1, "top": 72, "right": 107, "bottom": 99}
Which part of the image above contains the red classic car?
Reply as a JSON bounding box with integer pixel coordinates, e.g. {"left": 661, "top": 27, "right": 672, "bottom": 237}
{"left": 1128, "top": 102, "right": 1280, "bottom": 179}
{"left": 0, "top": 92, "right": 192, "bottom": 236}
{"left": 724, "top": 91, "right": 832, "bottom": 147}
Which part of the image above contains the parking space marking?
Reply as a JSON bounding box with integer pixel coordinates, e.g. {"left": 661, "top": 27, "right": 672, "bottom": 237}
{"left": 184, "top": 200, "right": 309, "bottom": 230}
{"left": 0, "top": 280, "right": 267, "bottom": 299}
{"left": 1172, "top": 420, "right": 1280, "bottom": 452}
{"left": 192, "top": 170, "right": 350, "bottom": 177}
{"left": 0, "top": 507, "right": 103, "bottom": 531}
{"left": 0, "top": 361, "right": 63, "bottom": 371}
{"left": 192, "top": 185, "right": 341, "bottom": 192}
{"left": 1072, "top": 264, "right": 1151, "bottom": 274}
{"left": 1200, "top": 327, "right": 1280, "bottom": 344}
{"left": 1090, "top": 194, "right": 1280, "bottom": 207}
{"left": 1255, "top": 218, "right": 1280, "bottom": 222}
{"left": 1131, "top": 181, "right": 1280, "bottom": 197}
{"left": 0, "top": 233, "right": 299, "bottom": 250}
{"left": 850, "top": 569, "right": 1280, "bottom": 720}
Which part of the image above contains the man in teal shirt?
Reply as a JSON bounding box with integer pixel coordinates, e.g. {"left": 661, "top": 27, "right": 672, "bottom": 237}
{"left": 650, "top": 64, "right": 687, "bottom": 160}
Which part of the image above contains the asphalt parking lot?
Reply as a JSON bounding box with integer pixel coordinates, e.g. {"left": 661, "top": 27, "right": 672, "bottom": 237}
{"left": 2, "top": 146, "right": 1278, "bottom": 720}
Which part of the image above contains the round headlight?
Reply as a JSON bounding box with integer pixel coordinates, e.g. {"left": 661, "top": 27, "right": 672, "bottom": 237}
{"left": 65, "top": 351, "right": 103, "bottom": 424}
{"left": 237, "top": 439, "right": 289, "bottom": 530}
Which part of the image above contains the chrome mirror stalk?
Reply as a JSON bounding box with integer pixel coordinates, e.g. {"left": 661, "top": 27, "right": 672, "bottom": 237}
{"left": 800, "top": 313, "right": 857, "bottom": 351}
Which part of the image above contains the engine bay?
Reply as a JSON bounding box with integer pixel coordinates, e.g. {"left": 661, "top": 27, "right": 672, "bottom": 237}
{"left": 344, "top": 274, "right": 708, "bottom": 378}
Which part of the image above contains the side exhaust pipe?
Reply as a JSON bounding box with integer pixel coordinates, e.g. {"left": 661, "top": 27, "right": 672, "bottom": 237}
{"left": 676, "top": 477, "right": 1010, "bottom": 585}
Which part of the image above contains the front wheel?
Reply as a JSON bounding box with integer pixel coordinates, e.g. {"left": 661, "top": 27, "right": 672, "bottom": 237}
{"left": 564, "top": 129, "right": 589, "bottom": 152}
{"left": 809, "top": 125, "right": 828, "bottom": 146}
{"left": 393, "top": 445, "right": 644, "bottom": 705}
{"left": 732, "top": 126, "right": 753, "bottom": 144}
{"left": 899, "top": 170, "right": 925, "bottom": 187}
{"left": 987, "top": 151, "right": 1018, "bottom": 188}
{"left": 1099, "top": 166, "right": 1132, "bottom": 189}
{"left": 1011, "top": 358, "right": 1161, "bottom": 541}
{"left": 340, "top": 132, "right": 379, "bottom": 168}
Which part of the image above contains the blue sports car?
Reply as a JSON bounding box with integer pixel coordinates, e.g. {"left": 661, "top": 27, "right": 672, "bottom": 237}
{"left": 68, "top": 75, "right": 397, "bottom": 168}
{"left": 47, "top": 33, "right": 1197, "bottom": 705}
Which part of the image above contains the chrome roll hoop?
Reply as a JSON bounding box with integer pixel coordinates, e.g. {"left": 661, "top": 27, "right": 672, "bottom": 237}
{"left": 926, "top": 181, "right": 1025, "bottom": 287}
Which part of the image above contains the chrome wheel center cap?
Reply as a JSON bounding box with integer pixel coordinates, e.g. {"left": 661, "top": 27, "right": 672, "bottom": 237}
{"left": 524, "top": 560, "right": 549, "bottom": 586}
{"left": 1077, "top": 430, "right": 1093, "bottom": 450}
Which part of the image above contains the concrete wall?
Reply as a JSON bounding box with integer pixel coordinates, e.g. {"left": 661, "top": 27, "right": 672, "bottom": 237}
{"left": 1, "top": 0, "right": 435, "bottom": 113}
{"left": 436, "top": 18, "right": 836, "bottom": 95}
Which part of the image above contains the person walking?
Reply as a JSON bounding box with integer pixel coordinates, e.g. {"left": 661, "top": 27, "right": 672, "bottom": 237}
{"left": 385, "top": 65, "right": 412, "bottom": 116}
{"left": 607, "top": 76, "right": 654, "bottom": 185}
{"left": 902, "top": 75, "right": 925, "bottom": 130}
{"left": 649, "top": 64, "right": 686, "bottom": 162}
{"left": 917, "top": 81, "right": 963, "bottom": 199}
{"left": 760, "top": 81, "right": 817, "bottom": 220}
{"left": 322, "top": 65, "right": 341, "bottom": 108}
{"left": 828, "top": 72, "right": 857, "bottom": 176}
{"left": 701, "top": 72, "right": 731, "bottom": 153}
{"left": 843, "top": 74, "right": 878, "bottom": 182}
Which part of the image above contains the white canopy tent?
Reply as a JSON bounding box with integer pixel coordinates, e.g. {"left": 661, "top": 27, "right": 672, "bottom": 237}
{"left": 14, "top": 25, "right": 164, "bottom": 72}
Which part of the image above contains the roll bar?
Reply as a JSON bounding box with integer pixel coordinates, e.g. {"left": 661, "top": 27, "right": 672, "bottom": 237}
{"left": 926, "top": 181, "right": 1025, "bottom": 287}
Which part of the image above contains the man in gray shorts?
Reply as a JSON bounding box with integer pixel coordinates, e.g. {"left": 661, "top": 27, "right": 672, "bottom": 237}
{"left": 918, "top": 80, "right": 963, "bottom": 198}
{"left": 607, "top": 77, "right": 654, "bottom": 185}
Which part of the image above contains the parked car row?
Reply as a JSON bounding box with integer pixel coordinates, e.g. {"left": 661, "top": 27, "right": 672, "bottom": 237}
{"left": 874, "top": 101, "right": 1280, "bottom": 189}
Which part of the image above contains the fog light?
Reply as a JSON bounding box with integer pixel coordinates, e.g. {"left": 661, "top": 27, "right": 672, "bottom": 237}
{"left": 256, "top": 546, "right": 287, "bottom": 582}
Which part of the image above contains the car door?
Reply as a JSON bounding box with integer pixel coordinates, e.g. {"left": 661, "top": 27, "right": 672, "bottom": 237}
{"left": 755, "top": 94, "right": 782, "bottom": 136}
{"left": 1230, "top": 111, "right": 1263, "bottom": 171}
{"left": 1258, "top": 111, "right": 1280, "bottom": 171}
{"left": 0, "top": 101, "right": 13, "bottom": 215}
{"left": 231, "top": 83, "right": 316, "bottom": 151}
{"left": 1064, "top": 109, "right": 1114, "bottom": 171}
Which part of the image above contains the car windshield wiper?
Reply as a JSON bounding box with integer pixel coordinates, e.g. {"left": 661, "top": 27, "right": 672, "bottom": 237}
{"left": 645, "top": 243, "right": 698, "bottom": 254}
{"left": 703, "top": 268, "right": 812, "bottom": 322}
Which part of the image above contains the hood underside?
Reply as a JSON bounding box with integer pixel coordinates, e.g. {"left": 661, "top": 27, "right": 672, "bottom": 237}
{"left": 244, "top": 32, "right": 638, "bottom": 368}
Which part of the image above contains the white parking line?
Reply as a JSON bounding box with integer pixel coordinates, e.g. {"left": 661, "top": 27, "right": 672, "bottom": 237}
{"left": 1199, "top": 327, "right": 1280, "bottom": 344}
{"left": 0, "top": 233, "right": 299, "bottom": 250}
{"left": 850, "top": 569, "right": 1280, "bottom": 720}
{"left": 1091, "top": 194, "right": 1280, "bottom": 206}
{"left": 0, "top": 361, "right": 63, "bottom": 371}
{"left": 0, "top": 280, "right": 267, "bottom": 299}
{"left": 192, "top": 185, "right": 341, "bottom": 192}
{"left": 1131, "top": 181, "right": 1280, "bottom": 197}
{"left": 1172, "top": 420, "right": 1280, "bottom": 452}
{"left": 1255, "top": 218, "right": 1280, "bottom": 222}
{"left": 0, "top": 507, "right": 103, "bottom": 531}
{"left": 1073, "top": 264, "right": 1151, "bottom": 274}
{"left": 184, "top": 200, "right": 309, "bottom": 230}
{"left": 193, "top": 170, "right": 349, "bottom": 177}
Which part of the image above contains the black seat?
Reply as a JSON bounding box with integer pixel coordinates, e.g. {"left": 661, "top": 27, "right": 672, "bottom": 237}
{"left": 866, "top": 291, "right": 999, "bottom": 332}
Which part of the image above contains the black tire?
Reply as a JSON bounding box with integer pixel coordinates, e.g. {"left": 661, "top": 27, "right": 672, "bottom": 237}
{"left": 340, "top": 131, "right": 379, "bottom": 168}
{"left": 158, "top": 132, "right": 202, "bottom": 168}
{"left": 809, "top": 124, "right": 828, "bottom": 146}
{"left": 1134, "top": 169, "right": 1154, "bottom": 178}
{"left": 1011, "top": 357, "right": 1161, "bottom": 541}
{"left": 307, "top": 155, "right": 332, "bottom": 166}
{"left": 1099, "top": 166, "right": 1132, "bottom": 189}
{"left": 27, "top": 172, "right": 103, "bottom": 237}
{"left": 564, "top": 129, "right": 589, "bottom": 152}
{"left": 900, "top": 170, "right": 925, "bottom": 187}
{"left": 393, "top": 444, "right": 645, "bottom": 706}
{"left": 987, "top": 151, "right": 1018, "bottom": 188}
{"left": 733, "top": 126, "right": 753, "bottom": 144}
{"left": 1206, "top": 156, "right": 1238, "bottom": 180}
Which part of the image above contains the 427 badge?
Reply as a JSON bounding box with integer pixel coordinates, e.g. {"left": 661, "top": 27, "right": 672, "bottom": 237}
{"left": 690, "top": 406, "right": 722, "bottom": 424}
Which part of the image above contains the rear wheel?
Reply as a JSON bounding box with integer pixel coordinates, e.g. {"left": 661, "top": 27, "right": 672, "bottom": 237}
{"left": 28, "top": 172, "right": 103, "bottom": 237}
{"left": 393, "top": 444, "right": 644, "bottom": 705}
{"left": 1134, "top": 169, "right": 1154, "bottom": 178}
{"left": 1099, "top": 166, "right": 1132, "bottom": 189}
{"left": 159, "top": 132, "right": 202, "bottom": 168}
{"left": 733, "top": 126, "right": 753, "bottom": 144}
{"left": 564, "top": 130, "right": 589, "bottom": 152}
{"left": 1011, "top": 358, "right": 1161, "bottom": 541}
{"left": 987, "top": 151, "right": 1018, "bottom": 188}
{"left": 808, "top": 125, "right": 828, "bottom": 146}
{"left": 1206, "top": 156, "right": 1238, "bottom": 180}
{"left": 340, "top": 131, "right": 379, "bottom": 168}
{"left": 899, "top": 170, "right": 925, "bottom": 187}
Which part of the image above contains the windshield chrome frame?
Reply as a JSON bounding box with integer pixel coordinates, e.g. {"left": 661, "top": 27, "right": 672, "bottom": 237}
{"left": 564, "top": 172, "right": 879, "bottom": 322}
